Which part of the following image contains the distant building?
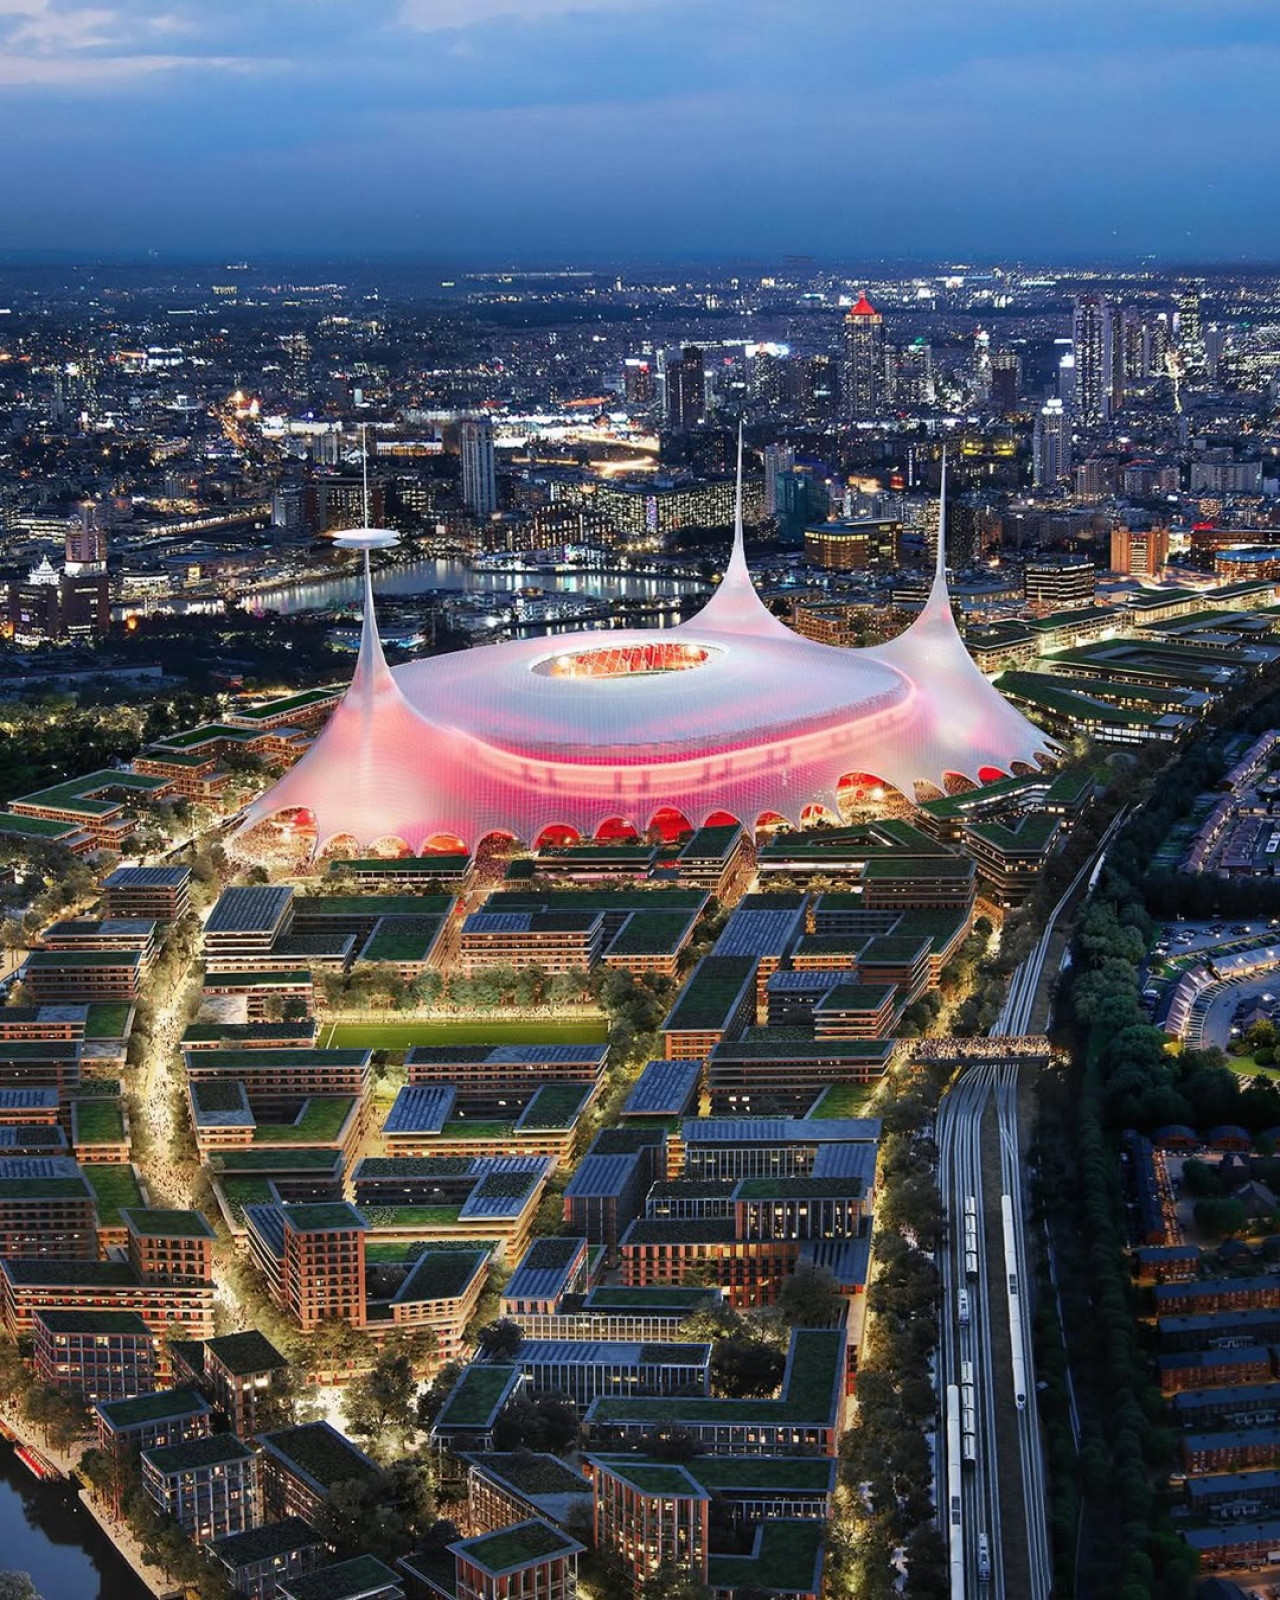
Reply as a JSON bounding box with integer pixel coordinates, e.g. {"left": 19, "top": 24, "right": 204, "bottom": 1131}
{"left": 762, "top": 443, "right": 796, "bottom": 516}
{"left": 1032, "top": 400, "right": 1070, "bottom": 489}
{"left": 1072, "top": 294, "right": 1120, "bottom": 426}
{"left": 841, "top": 295, "right": 884, "bottom": 419}
{"left": 990, "top": 350, "right": 1021, "bottom": 412}
{"left": 622, "top": 358, "right": 654, "bottom": 407}
{"left": 460, "top": 419, "right": 498, "bottom": 519}
{"left": 1111, "top": 526, "right": 1170, "bottom": 577}
{"left": 667, "top": 346, "right": 706, "bottom": 432}
{"left": 805, "top": 519, "right": 902, "bottom": 571}
{"left": 1023, "top": 560, "right": 1095, "bottom": 614}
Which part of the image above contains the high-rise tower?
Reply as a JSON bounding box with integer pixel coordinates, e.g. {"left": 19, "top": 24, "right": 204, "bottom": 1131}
{"left": 1033, "top": 399, "right": 1071, "bottom": 489}
{"left": 460, "top": 418, "right": 497, "bottom": 519}
{"left": 841, "top": 294, "right": 884, "bottom": 419}
{"left": 1071, "top": 294, "right": 1118, "bottom": 428}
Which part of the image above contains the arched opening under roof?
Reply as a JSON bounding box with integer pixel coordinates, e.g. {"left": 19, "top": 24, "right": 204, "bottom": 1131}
{"left": 647, "top": 806, "right": 694, "bottom": 845}
{"left": 704, "top": 810, "right": 740, "bottom": 829}
{"left": 943, "top": 771, "right": 978, "bottom": 797}
{"left": 231, "top": 805, "right": 317, "bottom": 868}
{"left": 1009, "top": 761, "right": 1038, "bottom": 778}
{"left": 475, "top": 829, "right": 518, "bottom": 867}
{"left": 316, "top": 831, "right": 362, "bottom": 867}
{"left": 800, "top": 803, "right": 840, "bottom": 829}
{"left": 977, "top": 765, "right": 1008, "bottom": 785}
{"left": 754, "top": 810, "right": 790, "bottom": 838}
{"left": 534, "top": 823, "right": 581, "bottom": 851}
{"left": 367, "top": 835, "right": 413, "bottom": 858}
{"left": 422, "top": 833, "right": 468, "bottom": 856}
{"left": 595, "top": 816, "right": 640, "bottom": 843}
{"left": 913, "top": 780, "right": 945, "bottom": 806}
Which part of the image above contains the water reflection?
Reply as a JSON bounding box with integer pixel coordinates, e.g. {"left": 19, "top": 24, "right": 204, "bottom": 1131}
{"left": 0, "top": 1446, "right": 151, "bottom": 1600}
{"left": 253, "top": 557, "right": 703, "bottom": 616}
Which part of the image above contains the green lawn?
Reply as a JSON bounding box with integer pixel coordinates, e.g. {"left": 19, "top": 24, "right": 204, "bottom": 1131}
{"left": 809, "top": 1083, "right": 876, "bottom": 1118}
{"left": 83, "top": 1003, "right": 133, "bottom": 1040}
{"left": 1225, "top": 1051, "right": 1280, "bottom": 1080}
{"left": 320, "top": 1016, "right": 608, "bottom": 1049}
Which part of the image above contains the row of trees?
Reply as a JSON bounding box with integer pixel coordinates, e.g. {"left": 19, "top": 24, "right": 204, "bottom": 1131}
{"left": 837, "top": 1068, "right": 949, "bottom": 1599}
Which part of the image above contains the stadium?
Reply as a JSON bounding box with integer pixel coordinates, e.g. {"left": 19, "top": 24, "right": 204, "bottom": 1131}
{"left": 238, "top": 458, "right": 1055, "bottom": 857}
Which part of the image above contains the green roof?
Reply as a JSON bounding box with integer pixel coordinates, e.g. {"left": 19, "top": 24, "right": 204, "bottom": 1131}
{"left": 157, "top": 724, "right": 262, "bottom": 749}
{"left": 705, "top": 1518, "right": 825, "bottom": 1594}
{"left": 359, "top": 915, "right": 446, "bottom": 963}
{"left": 607, "top": 909, "right": 698, "bottom": 956}
{"left": 205, "top": 1329, "right": 290, "bottom": 1375}
{"left": 253, "top": 1097, "right": 355, "bottom": 1145}
{"left": 436, "top": 1363, "right": 520, "bottom": 1430}
{"left": 26, "top": 949, "right": 141, "bottom": 969}
{"left": 397, "top": 1248, "right": 487, "bottom": 1304}
{"left": 72, "top": 1099, "right": 125, "bottom": 1144}
{"left": 459, "top": 1520, "right": 578, "bottom": 1575}
{"left": 97, "top": 1386, "right": 209, "bottom": 1429}
{"left": 259, "top": 1422, "right": 379, "bottom": 1491}
{"left": 664, "top": 955, "right": 756, "bottom": 1033}
{"left": 231, "top": 688, "right": 338, "bottom": 721}
{"left": 37, "top": 1309, "right": 151, "bottom": 1335}
{"left": 82, "top": 1162, "right": 144, "bottom": 1224}
{"left": 516, "top": 1082, "right": 593, "bottom": 1130}
{"left": 281, "top": 1555, "right": 401, "bottom": 1600}
{"left": 590, "top": 1328, "right": 843, "bottom": 1426}
{"left": 0, "top": 1175, "right": 92, "bottom": 1202}
{"left": 143, "top": 1433, "right": 255, "bottom": 1474}
{"left": 208, "top": 1147, "right": 343, "bottom": 1174}
{"left": 282, "top": 1202, "right": 365, "bottom": 1232}
{"left": 83, "top": 1002, "right": 133, "bottom": 1039}
{"left": 467, "top": 1453, "right": 590, "bottom": 1499}
{"left": 330, "top": 854, "right": 470, "bottom": 875}
{"left": 186, "top": 1048, "right": 369, "bottom": 1070}
{"left": 122, "top": 1207, "right": 215, "bottom": 1239}
{"left": 0, "top": 813, "right": 83, "bottom": 840}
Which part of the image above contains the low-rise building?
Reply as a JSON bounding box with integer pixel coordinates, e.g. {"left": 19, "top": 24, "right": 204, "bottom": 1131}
{"left": 141, "top": 1432, "right": 261, "bottom": 1543}
{"left": 33, "top": 1309, "right": 158, "bottom": 1402}
{"left": 209, "top": 1518, "right": 327, "bottom": 1600}
{"left": 258, "top": 1421, "right": 381, "bottom": 1525}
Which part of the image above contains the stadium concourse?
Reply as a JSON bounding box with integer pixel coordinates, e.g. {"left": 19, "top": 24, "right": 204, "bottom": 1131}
{"left": 237, "top": 447, "right": 1056, "bottom": 858}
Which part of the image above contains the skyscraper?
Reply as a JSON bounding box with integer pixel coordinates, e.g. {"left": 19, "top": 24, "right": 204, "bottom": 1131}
{"left": 763, "top": 444, "right": 796, "bottom": 516}
{"left": 1177, "top": 281, "right": 1206, "bottom": 377}
{"left": 991, "top": 350, "right": 1021, "bottom": 413}
{"left": 1033, "top": 400, "right": 1070, "bottom": 489}
{"left": 460, "top": 418, "right": 497, "bottom": 519}
{"left": 1071, "top": 294, "right": 1118, "bottom": 427}
{"left": 841, "top": 294, "right": 885, "bottom": 419}
{"left": 623, "top": 358, "right": 654, "bottom": 406}
{"left": 66, "top": 502, "right": 107, "bottom": 575}
{"left": 669, "top": 347, "right": 706, "bottom": 432}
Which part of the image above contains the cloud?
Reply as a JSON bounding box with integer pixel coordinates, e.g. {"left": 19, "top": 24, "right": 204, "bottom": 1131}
{"left": 397, "top": 0, "right": 643, "bottom": 28}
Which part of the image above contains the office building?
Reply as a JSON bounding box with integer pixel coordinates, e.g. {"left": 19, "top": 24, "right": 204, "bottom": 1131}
{"left": 1110, "top": 525, "right": 1171, "bottom": 578}
{"left": 805, "top": 519, "right": 903, "bottom": 570}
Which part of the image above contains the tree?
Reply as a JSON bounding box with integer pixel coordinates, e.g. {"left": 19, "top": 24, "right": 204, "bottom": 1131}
{"left": 710, "top": 1335, "right": 785, "bottom": 1399}
{"left": 493, "top": 1394, "right": 579, "bottom": 1454}
{"left": 342, "top": 1348, "right": 418, "bottom": 1459}
{"left": 639, "top": 1562, "right": 712, "bottom": 1600}
{"left": 778, "top": 1262, "right": 844, "bottom": 1327}
{"left": 0, "top": 1576, "right": 40, "bottom": 1600}
{"left": 476, "top": 1319, "right": 523, "bottom": 1361}
{"left": 1194, "top": 1197, "right": 1248, "bottom": 1239}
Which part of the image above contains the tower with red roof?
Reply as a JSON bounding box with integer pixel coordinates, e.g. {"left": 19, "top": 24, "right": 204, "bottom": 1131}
{"left": 842, "top": 292, "right": 885, "bottom": 420}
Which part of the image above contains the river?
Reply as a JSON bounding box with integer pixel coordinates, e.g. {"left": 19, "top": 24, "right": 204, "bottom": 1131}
{"left": 0, "top": 1446, "right": 152, "bottom": 1600}
{"left": 249, "top": 556, "right": 705, "bottom": 617}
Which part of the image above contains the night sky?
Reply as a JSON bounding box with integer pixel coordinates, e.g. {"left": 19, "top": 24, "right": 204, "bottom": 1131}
{"left": 1, "top": 0, "right": 1276, "bottom": 261}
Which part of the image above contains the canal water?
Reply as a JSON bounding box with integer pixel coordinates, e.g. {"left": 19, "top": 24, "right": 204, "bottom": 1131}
{"left": 253, "top": 555, "right": 703, "bottom": 616}
{"left": 0, "top": 1445, "right": 152, "bottom": 1600}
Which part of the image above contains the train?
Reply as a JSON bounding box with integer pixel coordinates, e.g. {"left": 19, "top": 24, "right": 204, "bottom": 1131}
{"left": 963, "top": 1196, "right": 979, "bottom": 1279}
{"left": 1002, "top": 1192, "right": 1028, "bottom": 1410}
{"left": 960, "top": 1359, "right": 977, "bottom": 1466}
{"left": 946, "top": 1383, "right": 965, "bottom": 1600}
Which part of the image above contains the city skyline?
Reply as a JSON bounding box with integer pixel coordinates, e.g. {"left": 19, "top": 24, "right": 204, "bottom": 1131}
{"left": 1, "top": 0, "right": 1278, "bottom": 258}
